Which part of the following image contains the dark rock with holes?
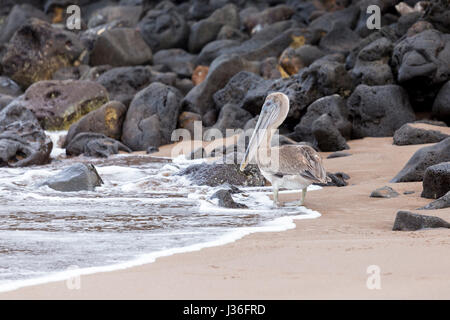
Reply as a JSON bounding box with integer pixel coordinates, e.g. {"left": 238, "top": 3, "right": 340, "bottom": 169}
{"left": 393, "top": 123, "right": 449, "bottom": 145}
{"left": 213, "top": 104, "right": 252, "bottom": 134}
{"left": 217, "top": 25, "right": 248, "bottom": 42}
{"left": 0, "top": 76, "right": 22, "bottom": 97}
{"left": 1, "top": 18, "right": 84, "bottom": 88}
{"left": 392, "top": 29, "right": 450, "bottom": 86}
{"left": 87, "top": 5, "right": 142, "bottom": 28}
{"left": 182, "top": 55, "right": 257, "bottom": 115}
{"left": 420, "top": 191, "right": 450, "bottom": 210}
{"left": 370, "top": 186, "right": 400, "bottom": 198}
{"left": 41, "top": 163, "right": 104, "bottom": 192}
{"left": 52, "top": 65, "right": 91, "bottom": 81}
{"left": 153, "top": 49, "right": 196, "bottom": 78}
{"left": 89, "top": 28, "right": 153, "bottom": 67}
{"left": 137, "top": 1, "right": 189, "bottom": 52}
{"left": 95, "top": 66, "right": 153, "bottom": 106}
{"left": 309, "top": 5, "right": 360, "bottom": 33}
{"left": 195, "top": 39, "right": 242, "bottom": 67}
{"left": 81, "top": 20, "right": 130, "bottom": 51}
{"left": 432, "top": 81, "right": 450, "bottom": 125}
{"left": 0, "top": 4, "right": 49, "bottom": 45}
{"left": 23, "top": 80, "right": 109, "bottom": 130}
{"left": 392, "top": 138, "right": 450, "bottom": 182}
{"left": 319, "top": 21, "right": 361, "bottom": 53}
{"left": 351, "top": 37, "right": 394, "bottom": 85}
{"left": 122, "top": 82, "right": 182, "bottom": 151}
{"left": 393, "top": 211, "right": 450, "bottom": 231}
{"left": 421, "top": 162, "right": 450, "bottom": 199}
{"left": 66, "top": 132, "right": 131, "bottom": 158}
{"left": 293, "top": 94, "right": 351, "bottom": 143}
{"left": 422, "top": 0, "right": 450, "bottom": 33}
{"left": 210, "top": 189, "right": 248, "bottom": 209}
{"left": 188, "top": 4, "right": 240, "bottom": 53}
{"left": 312, "top": 114, "right": 349, "bottom": 152}
{"left": 178, "top": 162, "right": 266, "bottom": 187}
{"left": 279, "top": 45, "right": 325, "bottom": 75}
{"left": 243, "top": 4, "right": 294, "bottom": 32}
{"left": 65, "top": 101, "right": 127, "bottom": 147}
{"left": 348, "top": 84, "right": 416, "bottom": 138}
{"left": 0, "top": 101, "right": 52, "bottom": 167}
{"left": 327, "top": 151, "right": 351, "bottom": 159}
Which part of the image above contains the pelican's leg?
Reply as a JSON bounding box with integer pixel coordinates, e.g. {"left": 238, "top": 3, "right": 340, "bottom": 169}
{"left": 273, "top": 187, "right": 280, "bottom": 207}
{"left": 300, "top": 188, "right": 307, "bottom": 206}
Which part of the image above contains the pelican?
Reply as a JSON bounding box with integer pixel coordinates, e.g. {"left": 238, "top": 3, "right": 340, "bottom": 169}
{"left": 240, "top": 92, "right": 329, "bottom": 206}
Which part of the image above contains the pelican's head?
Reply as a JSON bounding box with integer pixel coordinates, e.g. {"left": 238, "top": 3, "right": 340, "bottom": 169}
{"left": 240, "top": 92, "right": 289, "bottom": 171}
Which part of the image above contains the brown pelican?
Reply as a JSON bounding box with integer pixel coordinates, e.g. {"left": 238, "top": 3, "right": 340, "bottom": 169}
{"left": 240, "top": 92, "right": 329, "bottom": 206}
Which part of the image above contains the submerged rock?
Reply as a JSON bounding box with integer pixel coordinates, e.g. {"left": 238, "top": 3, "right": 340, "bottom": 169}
{"left": 393, "top": 211, "right": 450, "bottom": 231}
{"left": 178, "top": 163, "right": 266, "bottom": 187}
{"left": 41, "top": 163, "right": 104, "bottom": 192}
{"left": 210, "top": 189, "right": 248, "bottom": 209}
{"left": 420, "top": 191, "right": 450, "bottom": 210}
{"left": 370, "top": 186, "right": 400, "bottom": 198}
{"left": 421, "top": 162, "right": 450, "bottom": 199}
{"left": 392, "top": 138, "right": 450, "bottom": 182}
{"left": 0, "top": 101, "right": 52, "bottom": 167}
{"left": 24, "top": 80, "right": 109, "bottom": 130}
{"left": 66, "top": 132, "right": 131, "bottom": 158}
{"left": 393, "top": 123, "right": 449, "bottom": 145}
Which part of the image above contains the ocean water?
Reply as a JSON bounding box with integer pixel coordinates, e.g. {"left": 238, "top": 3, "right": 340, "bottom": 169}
{"left": 0, "top": 132, "right": 321, "bottom": 292}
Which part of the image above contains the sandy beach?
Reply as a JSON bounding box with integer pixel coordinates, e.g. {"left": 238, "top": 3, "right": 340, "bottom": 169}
{"left": 1, "top": 136, "right": 449, "bottom": 300}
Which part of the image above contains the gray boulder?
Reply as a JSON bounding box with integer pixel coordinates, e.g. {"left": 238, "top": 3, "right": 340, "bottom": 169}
{"left": 212, "top": 104, "right": 253, "bottom": 134}
{"left": 370, "top": 186, "right": 400, "bottom": 198}
{"left": 393, "top": 211, "right": 450, "bottom": 231}
{"left": 122, "top": 82, "right": 182, "bottom": 150}
{"left": 421, "top": 162, "right": 450, "bottom": 199}
{"left": 420, "top": 191, "right": 450, "bottom": 210}
{"left": 41, "top": 163, "right": 104, "bottom": 192}
{"left": 392, "top": 138, "right": 450, "bottom": 182}
{"left": 66, "top": 133, "right": 131, "bottom": 158}
{"left": 312, "top": 114, "right": 349, "bottom": 152}
{"left": 432, "top": 81, "right": 450, "bottom": 125}
{"left": 153, "top": 49, "right": 196, "bottom": 78}
{"left": 348, "top": 84, "right": 416, "bottom": 138}
{"left": 393, "top": 123, "right": 449, "bottom": 145}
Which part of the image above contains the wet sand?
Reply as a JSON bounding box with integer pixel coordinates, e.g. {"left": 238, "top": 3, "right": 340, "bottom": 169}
{"left": 1, "top": 137, "right": 450, "bottom": 299}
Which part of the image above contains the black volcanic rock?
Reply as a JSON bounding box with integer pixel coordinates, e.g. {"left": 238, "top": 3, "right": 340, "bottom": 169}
{"left": 421, "top": 162, "right": 450, "bottom": 199}
{"left": 393, "top": 211, "right": 450, "bottom": 231}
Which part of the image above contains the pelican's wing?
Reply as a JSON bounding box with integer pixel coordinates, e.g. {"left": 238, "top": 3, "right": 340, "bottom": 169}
{"left": 262, "top": 145, "right": 328, "bottom": 183}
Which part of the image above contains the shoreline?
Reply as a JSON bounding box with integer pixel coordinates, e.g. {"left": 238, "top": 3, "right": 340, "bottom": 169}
{"left": 1, "top": 137, "right": 450, "bottom": 299}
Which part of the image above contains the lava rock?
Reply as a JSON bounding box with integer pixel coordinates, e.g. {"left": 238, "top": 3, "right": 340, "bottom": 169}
{"left": 66, "top": 132, "right": 131, "bottom": 158}
{"left": 153, "top": 49, "right": 196, "bottom": 78}
{"left": 421, "top": 162, "right": 450, "bottom": 199}
{"left": 279, "top": 45, "right": 325, "bottom": 75}
{"left": 87, "top": 5, "right": 142, "bottom": 28}
{"left": 24, "top": 80, "right": 109, "bottom": 130}
{"left": 243, "top": 4, "right": 294, "bottom": 32}
{"left": 432, "top": 81, "right": 450, "bottom": 125}
{"left": 95, "top": 66, "right": 153, "bottom": 106}
{"left": 188, "top": 4, "right": 240, "bottom": 53}
{"left": 393, "top": 123, "right": 450, "bottom": 145}
{"left": 391, "top": 138, "right": 450, "bottom": 182}
{"left": 312, "top": 114, "right": 349, "bottom": 152}
{"left": 348, "top": 84, "right": 416, "bottom": 138}
{"left": 210, "top": 189, "right": 248, "bottom": 209}
{"left": 178, "top": 163, "right": 266, "bottom": 187}
{"left": 195, "top": 39, "right": 242, "bottom": 67}
{"left": 0, "top": 101, "right": 52, "bottom": 167}
{"left": 217, "top": 25, "right": 248, "bottom": 42}
{"left": 420, "top": 191, "right": 450, "bottom": 210}
{"left": 319, "top": 21, "right": 361, "bottom": 53}
{"left": 65, "top": 101, "right": 127, "bottom": 147}
{"left": 1, "top": 18, "right": 84, "bottom": 88}
{"left": 121, "top": 82, "right": 182, "bottom": 151}
{"left": 178, "top": 111, "right": 202, "bottom": 138}
{"left": 137, "top": 1, "right": 189, "bottom": 52}
{"left": 392, "top": 29, "right": 450, "bottom": 85}
{"left": 213, "top": 104, "right": 253, "bottom": 134}
{"left": 370, "top": 186, "right": 400, "bottom": 198}
{"left": 293, "top": 94, "right": 351, "bottom": 143}
{"left": 41, "top": 163, "right": 104, "bottom": 192}
{"left": 89, "top": 28, "right": 153, "bottom": 67}
{"left": 52, "top": 65, "right": 91, "bottom": 81}
{"left": 393, "top": 211, "right": 450, "bottom": 231}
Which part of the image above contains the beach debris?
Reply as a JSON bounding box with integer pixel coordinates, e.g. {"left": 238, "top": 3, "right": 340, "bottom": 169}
{"left": 210, "top": 189, "right": 248, "bottom": 209}
{"left": 41, "top": 163, "right": 104, "bottom": 192}
{"left": 420, "top": 191, "right": 450, "bottom": 210}
{"left": 393, "top": 123, "right": 449, "bottom": 146}
{"left": 393, "top": 211, "right": 450, "bottom": 231}
{"left": 421, "top": 162, "right": 450, "bottom": 199}
{"left": 178, "top": 162, "right": 266, "bottom": 187}
{"left": 391, "top": 138, "right": 450, "bottom": 182}
{"left": 370, "top": 186, "right": 400, "bottom": 198}
{"left": 66, "top": 132, "right": 131, "bottom": 158}
{"left": 0, "top": 101, "right": 52, "bottom": 167}
{"left": 327, "top": 151, "right": 351, "bottom": 159}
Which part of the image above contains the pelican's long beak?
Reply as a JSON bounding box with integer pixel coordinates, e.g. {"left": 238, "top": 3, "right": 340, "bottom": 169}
{"left": 240, "top": 101, "right": 276, "bottom": 171}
